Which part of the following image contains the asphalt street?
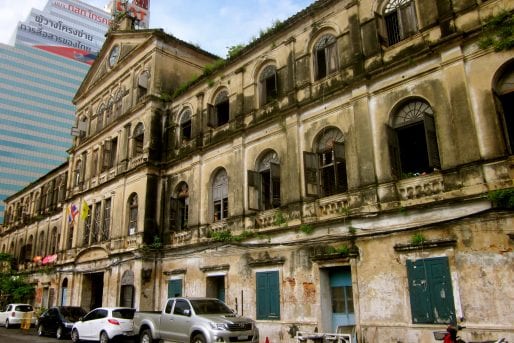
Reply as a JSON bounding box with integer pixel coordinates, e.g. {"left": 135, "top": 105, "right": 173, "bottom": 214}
{"left": 0, "top": 326, "right": 70, "bottom": 342}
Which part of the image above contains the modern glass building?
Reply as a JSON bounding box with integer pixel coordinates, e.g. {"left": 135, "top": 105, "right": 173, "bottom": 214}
{"left": 0, "top": 0, "right": 111, "bottom": 222}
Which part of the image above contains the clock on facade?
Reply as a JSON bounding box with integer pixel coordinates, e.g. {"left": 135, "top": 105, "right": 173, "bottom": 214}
{"left": 108, "top": 45, "right": 120, "bottom": 67}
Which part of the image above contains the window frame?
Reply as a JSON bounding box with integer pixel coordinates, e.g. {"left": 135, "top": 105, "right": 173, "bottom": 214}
{"left": 303, "top": 128, "right": 348, "bottom": 198}
{"left": 259, "top": 65, "right": 278, "bottom": 106}
{"left": 387, "top": 99, "right": 440, "bottom": 179}
{"left": 212, "top": 169, "right": 229, "bottom": 222}
{"left": 314, "top": 34, "right": 338, "bottom": 81}
{"left": 133, "top": 123, "right": 144, "bottom": 156}
{"left": 128, "top": 193, "right": 138, "bottom": 235}
{"left": 378, "top": 0, "right": 418, "bottom": 46}
{"left": 248, "top": 151, "right": 281, "bottom": 211}
{"left": 208, "top": 90, "right": 230, "bottom": 128}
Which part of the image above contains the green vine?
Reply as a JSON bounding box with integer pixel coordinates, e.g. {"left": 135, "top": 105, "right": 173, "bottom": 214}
{"left": 488, "top": 188, "right": 514, "bottom": 208}
{"left": 478, "top": 10, "right": 514, "bottom": 51}
{"left": 299, "top": 224, "right": 314, "bottom": 235}
{"left": 411, "top": 233, "right": 426, "bottom": 245}
{"left": 273, "top": 210, "right": 287, "bottom": 226}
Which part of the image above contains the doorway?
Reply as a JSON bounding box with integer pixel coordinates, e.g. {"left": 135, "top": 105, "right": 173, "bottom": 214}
{"left": 320, "top": 266, "right": 355, "bottom": 333}
{"left": 81, "top": 272, "right": 104, "bottom": 311}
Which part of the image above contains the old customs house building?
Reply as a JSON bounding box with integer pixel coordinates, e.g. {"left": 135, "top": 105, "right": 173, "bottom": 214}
{"left": 1, "top": 0, "right": 513, "bottom": 342}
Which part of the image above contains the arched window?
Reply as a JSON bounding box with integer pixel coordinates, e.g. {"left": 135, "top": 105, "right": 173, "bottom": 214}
{"left": 128, "top": 193, "right": 138, "bottom": 235}
{"left": 96, "top": 103, "right": 105, "bottom": 132}
{"left": 494, "top": 62, "right": 514, "bottom": 154}
{"left": 378, "top": 0, "right": 418, "bottom": 46}
{"left": 179, "top": 109, "right": 192, "bottom": 141}
{"left": 106, "top": 98, "right": 114, "bottom": 124}
{"left": 170, "top": 182, "right": 189, "bottom": 231}
{"left": 387, "top": 99, "right": 440, "bottom": 178}
{"left": 74, "top": 160, "right": 82, "bottom": 186}
{"left": 39, "top": 231, "right": 46, "bottom": 256}
{"left": 304, "top": 128, "right": 348, "bottom": 197}
{"left": 212, "top": 169, "right": 228, "bottom": 222}
{"left": 259, "top": 65, "right": 278, "bottom": 106}
{"left": 61, "top": 278, "right": 68, "bottom": 305}
{"left": 114, "top": 88, "right": 124, "bottom": 117}
{"left": 314, "top": 34, "right": 338, "bottom": 80}
{"left": 248, "top": 150, "right": 281, "bottom": 210}
{"left": 137, "top": 70, "right": 150, "bottom": 100}
{"left": 133, "top": 123, "right": 144, "bottom": 156}
{"left": 120, "top": 271, "right": 135, "bottom": 308}
{"left": 208, "top": 90, "right": 230, "bottom": 128}
{"left": 50, "top": 227, "right": 58, "bottom": 254}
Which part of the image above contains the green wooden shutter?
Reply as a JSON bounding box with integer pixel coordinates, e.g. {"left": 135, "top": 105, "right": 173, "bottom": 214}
{"left": 168, "top": 279, "right": 182, "bottom": 298}
{"left": 407, "top": 259, "right": 433, "bottom": 323}
{"left": 407, "top": 257, "right": 455, "bottom": 324}
{"left": 256, "top": 271, "right": 280, "bottom": 320}
{"left": 427, "top": 258, "right": 455, "bottom": 324}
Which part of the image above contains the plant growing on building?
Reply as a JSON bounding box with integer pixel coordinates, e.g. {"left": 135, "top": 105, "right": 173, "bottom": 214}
{"left": 488, "top": 188, "right": 514, "bottom": 209}
{"left": 299, "top": 224, "right": 314, "bottom": 235}
{"left": 273, "top": 210, "right": 287, "bottom": 226}
{"left": 209, "top": 230, "right": 233, "bottom": 242}
{"left": 478, "top": 10, "right": 514, "bottom": 51}
{"left": 227, "top": 44, "right": 245, "bottom": 59}
{"left": 411, "top": 232, "right": 426, "bottom": 245}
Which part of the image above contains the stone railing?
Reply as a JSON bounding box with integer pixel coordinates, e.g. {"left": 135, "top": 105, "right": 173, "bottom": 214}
{"left": 318, "top": 193, "right": 351, "bottom": 218}
{"left": 396, "top": 172, "right": 444, "bottom": 200}
{"left": 128, "top": 153, "right": 148, "bottom": 170}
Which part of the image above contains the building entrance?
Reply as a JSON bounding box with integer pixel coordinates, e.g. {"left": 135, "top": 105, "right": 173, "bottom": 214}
{"left": 81, "top": 272, "right": 104, "bottom": 311}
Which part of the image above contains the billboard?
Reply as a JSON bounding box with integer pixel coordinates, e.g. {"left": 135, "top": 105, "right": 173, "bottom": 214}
{"left": 14, "top": 0, "right": 111, "bottom": 64}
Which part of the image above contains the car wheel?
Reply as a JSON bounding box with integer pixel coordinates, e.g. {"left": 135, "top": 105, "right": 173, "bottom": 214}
{"left": 37, "top": 324, "right": 44, "bottom": 336}
{"left": 140, "top": 329, "right": 154, "bottom": 343}
{"left": 71, "top": 329, "right": 80, "bottom": 343}
{"left": 56, "top": 326, "right": 64, "bottom": 340}
{"left": 192, "top": 333, "right": 206, "bottom": 343}
{"left": 100, "top": 331, "right": 110, "bottom": 343}
{"left": 5, "top": 319, "right": 9, "bottom": 329}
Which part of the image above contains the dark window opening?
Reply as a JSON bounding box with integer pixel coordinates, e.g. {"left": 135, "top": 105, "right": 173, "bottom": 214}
{"left": 314, "top": 34, "right": 337, "bottom": 81}
{"left": 170, "top": 183, "right": 189, "bottom": 231}
{"left": 388, "top": 100, "right": 440, "bottom": 179}
{"left": 216, "top": 100, "right": 229, "bottom": 126}
{"left": 180, "top": 110, "right": 192, "bottom": 141}
{"left": 208, "top": 91, "right": 230, "bottom": 128}
{"left": 260, "top": 65, "right": 278, "bottom": 105}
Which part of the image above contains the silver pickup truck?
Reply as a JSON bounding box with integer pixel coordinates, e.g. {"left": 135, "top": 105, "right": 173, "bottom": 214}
{"left": 133, "top": 297, "right": 259, "bottom": 343}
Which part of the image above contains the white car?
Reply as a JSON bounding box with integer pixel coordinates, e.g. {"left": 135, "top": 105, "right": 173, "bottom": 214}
{"left": 71, "top": 307, "right": 135, "bottom": 343}
{"left": 0, "top": 303, "right": 36, "bottom": 328}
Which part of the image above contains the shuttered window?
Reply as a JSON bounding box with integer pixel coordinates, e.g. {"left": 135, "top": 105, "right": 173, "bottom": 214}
{"left": 256, "top": 271, "right": 280, "bottom": 320}
{"left": 407, "top": 257, "right": 456, "bottom": 324}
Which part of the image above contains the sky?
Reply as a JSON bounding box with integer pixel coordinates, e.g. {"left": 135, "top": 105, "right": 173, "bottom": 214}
{"left": 0, "top": 0, "right": 316, "bottom": 57}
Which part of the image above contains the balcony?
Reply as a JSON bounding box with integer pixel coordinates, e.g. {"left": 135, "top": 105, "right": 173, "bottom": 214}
{"left": 396, "top": 172, "right": 444, "bottom": 201}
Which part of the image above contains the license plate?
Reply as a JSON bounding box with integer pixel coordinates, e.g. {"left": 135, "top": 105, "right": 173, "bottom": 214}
{"left": 238, "top": 336, "right": 248, "bottom": 341}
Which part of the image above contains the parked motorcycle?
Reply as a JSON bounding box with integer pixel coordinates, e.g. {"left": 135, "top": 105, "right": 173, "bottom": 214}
{"left": 433, "top": 325, "right": 508, "bottom": 343}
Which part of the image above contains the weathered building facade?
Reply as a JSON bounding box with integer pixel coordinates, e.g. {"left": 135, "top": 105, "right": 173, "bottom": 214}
{"left": 1, "top": 0, "right": 514, "bottom": 342}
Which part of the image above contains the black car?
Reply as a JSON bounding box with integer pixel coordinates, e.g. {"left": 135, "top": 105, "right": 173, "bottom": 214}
{"left": 37, "top": 306, "right": 88, "bottom": 339}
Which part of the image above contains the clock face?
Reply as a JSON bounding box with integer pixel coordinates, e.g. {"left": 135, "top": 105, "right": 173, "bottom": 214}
{"left": 108, "top": 45, "right": 120, "bottom": 67}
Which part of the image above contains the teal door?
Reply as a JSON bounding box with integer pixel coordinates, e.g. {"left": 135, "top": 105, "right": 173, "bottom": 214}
{"left": 168, "top": 279, "right": 182, "bottom": 297}
{"left": 329, "top": 267, "right": 354, "bottom": 332}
